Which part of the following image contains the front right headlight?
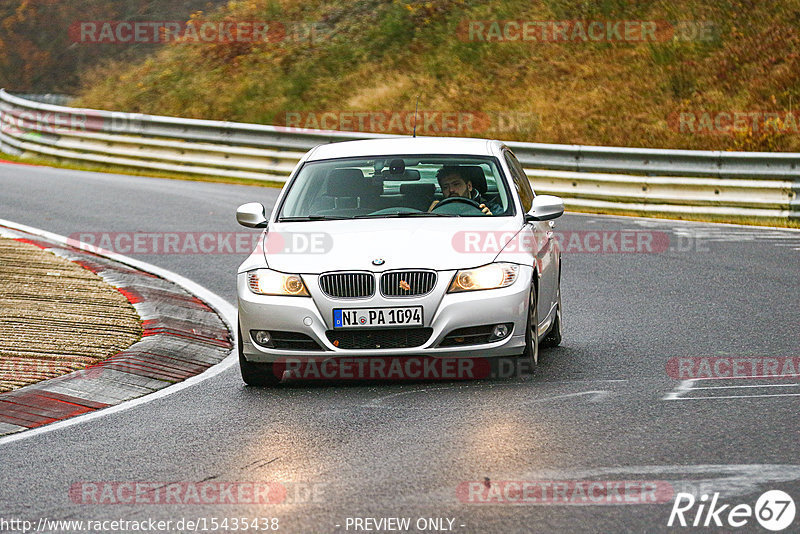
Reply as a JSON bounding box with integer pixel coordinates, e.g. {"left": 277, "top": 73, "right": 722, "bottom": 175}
{"left": 448, "top": 263, "right": 519, "bottom": 293}
{"left": 247, "top": 269, "right": 309, "bottom": 296}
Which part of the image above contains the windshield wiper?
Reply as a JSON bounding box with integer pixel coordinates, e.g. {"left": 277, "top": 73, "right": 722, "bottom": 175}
{"left": 280, "top": 212, "right": 455, "bottom": 221}
{"left": 278, "top": 215, "right": 350, "bottom": 222}
{"left": 354, "top": 212, "right": 454, "bottom": 219}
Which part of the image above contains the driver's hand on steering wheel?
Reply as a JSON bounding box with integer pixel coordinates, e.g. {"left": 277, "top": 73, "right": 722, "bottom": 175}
{"left": 428, "top": 199, "right": 492, "bottom": 215}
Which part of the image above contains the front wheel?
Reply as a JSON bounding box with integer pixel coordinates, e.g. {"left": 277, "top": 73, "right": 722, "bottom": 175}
{"left": 541, "top": 286, "right": 562, "bottom": 348}
{"left": 238, "top": 325, "right": 281, "bottom": 386}
{"left": 519, "top": 286, "right": 539, "bottom": 375}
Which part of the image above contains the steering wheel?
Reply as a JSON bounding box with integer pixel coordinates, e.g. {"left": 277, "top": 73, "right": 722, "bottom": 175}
{"left": 431, "top": 196, "right": 488, "bottom": 215}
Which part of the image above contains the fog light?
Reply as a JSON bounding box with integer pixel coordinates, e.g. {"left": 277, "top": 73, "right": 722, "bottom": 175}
{"left": 251, "top": 330, "right": 273, "bottom": 347}
{"left": 489, "top": 323, "right": 512, "bottom": 341}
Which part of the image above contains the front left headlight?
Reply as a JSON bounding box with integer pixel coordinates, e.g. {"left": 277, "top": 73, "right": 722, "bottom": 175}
{"left": 247, "top": 269, "right": 310, "bottom": 296}
{"left": 448, "top": 263, "right": 519, "bottom": 293}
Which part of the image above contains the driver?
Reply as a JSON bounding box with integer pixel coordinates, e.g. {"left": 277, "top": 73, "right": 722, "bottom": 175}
{"left": 428, "top": 165, "right": 498, "bottom": 215}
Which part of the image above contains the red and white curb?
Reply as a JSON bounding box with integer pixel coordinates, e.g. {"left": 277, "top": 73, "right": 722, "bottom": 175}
{"left": 0, "top": 220, "right": 237, "bottom": 443}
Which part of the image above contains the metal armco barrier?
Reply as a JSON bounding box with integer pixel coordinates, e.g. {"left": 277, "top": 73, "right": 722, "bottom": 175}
{"left": 1, "top": 89, "right": 797, "bottom": 221}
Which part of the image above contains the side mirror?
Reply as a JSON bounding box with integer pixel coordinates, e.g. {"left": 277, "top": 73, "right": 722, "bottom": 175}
{"left": 525, "top": 195, "right": 564, "bottom": 222}
{"left": 236, "top": 202, "right": 268, "bottom": 228}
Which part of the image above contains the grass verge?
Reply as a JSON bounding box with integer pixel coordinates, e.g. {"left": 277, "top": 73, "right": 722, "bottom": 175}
{"left": 0, "top": 151, "right": 285, "bottom": 189}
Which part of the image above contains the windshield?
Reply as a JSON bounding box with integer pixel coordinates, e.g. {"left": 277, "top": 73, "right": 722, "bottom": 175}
{"left": 277, "top": 155, "right": 514, "bottom": 220}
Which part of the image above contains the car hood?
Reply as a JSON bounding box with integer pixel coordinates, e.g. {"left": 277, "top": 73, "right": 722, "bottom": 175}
{"left": 262, "top": 217, "right": 523, "bottom": 273}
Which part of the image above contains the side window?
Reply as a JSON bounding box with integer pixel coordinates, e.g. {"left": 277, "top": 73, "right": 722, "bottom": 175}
{"left": 504, "top": 150, "right": 534, "bottom": 212}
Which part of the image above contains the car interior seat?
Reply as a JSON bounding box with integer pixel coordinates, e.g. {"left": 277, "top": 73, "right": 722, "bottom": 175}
{"left": 314, "top": 168, "right": 382, "bottom": 216}
{"left": 460, "top": 165, "right": 503, "bottom": 213}
{"left": 399, "top": 183, "right": 436, "bottom": 211}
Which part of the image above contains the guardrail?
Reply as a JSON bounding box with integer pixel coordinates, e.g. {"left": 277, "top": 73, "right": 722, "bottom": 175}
{"left": 1, "top": 89, "right": 797, "bottom": 221}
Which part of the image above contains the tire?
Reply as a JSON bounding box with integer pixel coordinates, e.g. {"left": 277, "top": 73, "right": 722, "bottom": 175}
{"left": 541, "top": 285, "right": 562, "bottom": 348}
{"left": 238, "top": 325, "right": 281, "bottom": 387}
{"left": 519, "top": 286, "right": 539, "bottom": 375}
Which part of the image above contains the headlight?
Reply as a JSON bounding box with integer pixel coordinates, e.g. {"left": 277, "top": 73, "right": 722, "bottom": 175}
{"left": 247, "top": 269, "right": 309, "bottom": 296}
{"left": 448, "top": 263, "right": 519, "bottom": 293}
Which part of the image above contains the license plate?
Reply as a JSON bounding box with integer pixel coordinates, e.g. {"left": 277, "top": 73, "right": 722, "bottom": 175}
{"left": 333, "top": 306, "right": 423, "bottom": 328}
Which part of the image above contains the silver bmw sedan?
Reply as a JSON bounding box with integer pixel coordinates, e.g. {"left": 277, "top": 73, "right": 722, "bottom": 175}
{"left": 236, "top": 137, "right": 564, "bottom": 385}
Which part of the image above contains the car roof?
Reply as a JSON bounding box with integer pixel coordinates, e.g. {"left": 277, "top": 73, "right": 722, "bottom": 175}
{"left": 305, "top": 137, "right": 503, "bottom": 161}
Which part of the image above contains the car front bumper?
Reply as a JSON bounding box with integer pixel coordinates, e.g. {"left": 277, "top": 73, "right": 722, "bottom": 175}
{"left": 237, "top": 265, "right": 532, "bottom": 363}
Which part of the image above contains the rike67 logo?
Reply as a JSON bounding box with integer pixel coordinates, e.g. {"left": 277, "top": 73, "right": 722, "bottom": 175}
{"left": 668, "top": 490, "right": 796, "bottom": 531}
